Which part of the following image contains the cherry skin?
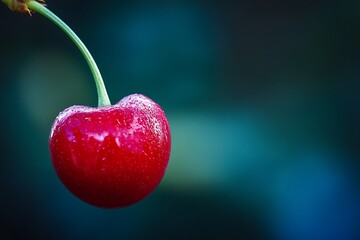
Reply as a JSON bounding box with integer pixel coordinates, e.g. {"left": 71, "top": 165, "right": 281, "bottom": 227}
{"left": 49, "top": 94, "right": 171, "bottom": 208}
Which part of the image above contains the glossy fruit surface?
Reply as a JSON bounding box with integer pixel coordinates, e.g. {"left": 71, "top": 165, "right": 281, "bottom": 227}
{"left": 49, "top": 94, "right": 171, "bottom": 208}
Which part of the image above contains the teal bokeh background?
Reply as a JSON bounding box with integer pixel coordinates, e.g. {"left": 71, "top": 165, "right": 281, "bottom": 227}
{"left": 1, "top": 0, "right": 360, "bottom": 239}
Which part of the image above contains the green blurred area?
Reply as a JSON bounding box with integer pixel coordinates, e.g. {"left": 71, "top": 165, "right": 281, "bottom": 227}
{"left": 1, "top": 0, "right": 360, "bottom": 239}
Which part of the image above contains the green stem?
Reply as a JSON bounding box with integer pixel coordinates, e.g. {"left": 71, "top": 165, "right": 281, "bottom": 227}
{"left": 26, "top": 1, "right": 111, "bottom": 107}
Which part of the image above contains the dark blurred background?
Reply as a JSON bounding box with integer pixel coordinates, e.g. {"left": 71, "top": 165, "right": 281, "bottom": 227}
{"left": 1, "top": 0, "right": 360, "bottom": 239}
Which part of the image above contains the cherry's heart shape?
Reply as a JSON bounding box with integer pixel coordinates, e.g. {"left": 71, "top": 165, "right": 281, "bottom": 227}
{"left": 49, "top": 94, "right": 171, "bottom": 208}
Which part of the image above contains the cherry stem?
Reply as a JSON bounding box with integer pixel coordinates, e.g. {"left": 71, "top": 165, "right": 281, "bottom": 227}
{"left": 26, "top": 1, "right": 111, "bottom": 107}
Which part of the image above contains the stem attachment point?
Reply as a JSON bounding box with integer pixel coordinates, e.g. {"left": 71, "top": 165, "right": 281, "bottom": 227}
{"left": 2, "top": 0, "right": 45, "bottom": 16}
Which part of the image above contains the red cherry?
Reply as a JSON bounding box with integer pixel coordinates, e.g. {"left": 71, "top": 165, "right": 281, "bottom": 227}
{"left": 49, "top": 94, "right": 171, "bottom": 208}
{"left": 3, "top": 1, "right": 172, "bottom": 208}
